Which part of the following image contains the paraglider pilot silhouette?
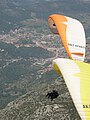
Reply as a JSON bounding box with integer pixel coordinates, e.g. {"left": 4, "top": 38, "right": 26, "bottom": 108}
{"left": 46, "top": 90, "right": 59, "bottom": 101}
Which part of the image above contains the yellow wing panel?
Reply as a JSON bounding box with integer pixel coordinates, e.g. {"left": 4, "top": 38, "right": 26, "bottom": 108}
{"left": 75, "top": 61, "right": 90, "bottom": 120}
{"left": 53, "top": 58, "right": 90, "bottom": 120}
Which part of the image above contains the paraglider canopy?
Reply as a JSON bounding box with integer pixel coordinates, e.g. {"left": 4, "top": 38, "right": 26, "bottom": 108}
{"left": 52, "top": 58, "right": 90, "bottom": 120}
{"left": 48, "top": 14, "right": 86, "bottom": 62}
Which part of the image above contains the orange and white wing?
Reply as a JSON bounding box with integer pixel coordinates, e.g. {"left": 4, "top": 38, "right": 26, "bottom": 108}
{"left": 48, "top": 14, "right": 86, "bottom": 61}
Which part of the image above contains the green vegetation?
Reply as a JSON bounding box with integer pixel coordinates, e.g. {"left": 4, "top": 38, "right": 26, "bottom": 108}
{"left": 0, "top": 41, "right": 54, "bottom": 59}
{"left": 17, "top": 39, "right": 34, "bottom": 44}
{"left": 0, "top": 40, "right": 56, "bottom": 109}
{"left": 17, "top": 46, "right": 53, "bottom": 58}
{"left": 0, "top": 42, "right": 16, "bottom": 57}
{"left": 0, "top": 0, "right": 90, "bottom": 33}
{"left": 0, "top": 61, "right": 26, "bottom": 83}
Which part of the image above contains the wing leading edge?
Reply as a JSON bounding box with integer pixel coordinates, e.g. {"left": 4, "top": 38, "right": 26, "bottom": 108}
{"left": 48, "top": 14, "right": 86, "bottom": 61}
